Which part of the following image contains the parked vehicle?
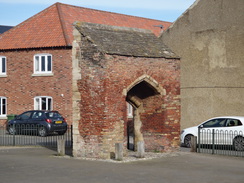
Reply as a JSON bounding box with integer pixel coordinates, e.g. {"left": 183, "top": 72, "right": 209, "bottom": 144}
{"left": 7, "top": 110, "right": 67, "bottom": 137}
{"left": 181, "top": 116, "right": 244, "bottom": 151}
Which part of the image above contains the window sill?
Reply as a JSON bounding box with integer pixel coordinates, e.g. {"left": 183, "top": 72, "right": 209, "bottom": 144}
{"left": 0, "top": 75, "right": 7, "bottom": 78}
{"left": 32, "top": 73, "right": 54, "bottom": 77}
{"left": 0, "top": 116, "right": 7, "bottom": 120}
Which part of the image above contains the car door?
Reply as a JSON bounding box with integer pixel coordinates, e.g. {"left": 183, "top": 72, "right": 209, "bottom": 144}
{"left": 28, "top": 111, "right": 44, "bottom": 133}
{"left": 200, "top": 118, "right": 227, "bottom": 145}
{"left": 224, "top": 118, "right": 243, "bottom": 145}
{"left": 15, "top": 111, "right": 32, "bottom": 133}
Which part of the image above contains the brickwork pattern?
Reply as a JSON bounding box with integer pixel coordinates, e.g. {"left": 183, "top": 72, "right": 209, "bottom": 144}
{"left": 72, "top": 32, "right": 180, "bottom": 158}
{"left": 0, "top": 49, "right": 73, "bottom": 125}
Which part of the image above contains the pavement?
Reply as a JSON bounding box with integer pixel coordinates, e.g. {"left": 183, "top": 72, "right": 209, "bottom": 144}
{"left": 0, "top": 147, "right": 243, "bottom": 183}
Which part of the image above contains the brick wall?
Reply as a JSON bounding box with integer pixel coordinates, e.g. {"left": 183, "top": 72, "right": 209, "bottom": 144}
{"left": 72, "top": 32, "right": 180, "bottom": 158}
{"left": 0, "top": 48, "right": 73, "bottom": 126}
{"left": 106, "top": 55, "right": 180, "bottom": 152}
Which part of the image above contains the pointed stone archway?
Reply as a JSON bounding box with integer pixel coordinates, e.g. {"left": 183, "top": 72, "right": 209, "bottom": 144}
{"left": 123, "top": 75, "right": 166, "bottom": 151}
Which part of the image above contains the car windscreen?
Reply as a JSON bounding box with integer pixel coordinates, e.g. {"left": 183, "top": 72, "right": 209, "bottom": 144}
{"left": 46, "top": 112, "right": 62, "bottom": 118}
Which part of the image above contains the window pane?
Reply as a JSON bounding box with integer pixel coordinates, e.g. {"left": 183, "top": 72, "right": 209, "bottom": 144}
{"left": 47, "top": 112, "right": 61, "bottom": 118}
{"left": 41, "top": 97, "right": 47, "bottom": 110}
{"left": 35, "top": 56, "right": 39, "bottom": 72}
{"left": 47, "top": 56, "right": 52, "bottom": 71}
{"left": 41, "top": 56, "right": 46, "bottom": 71}
{"left": 34, "top": 54, "right": 52, "bottom": 73}
{"left": 20, "top": 112, "right": 32, "bottom": 120}
{"left": 48, "top": 98, "right": 52, "bottom": 110}
{"left": 0, "top": 97, "right": 7, "bottom": 115}
{"left": 2, "top": 58, "right": 6, "bottom": 73}
{"left": 35, "top": 98, "right": 40, "bottom": 110}
{"left": 2, "top": 98, "right": 6, "bottom": 115}
{"left": 35, "top": 97, "right": 52, "bottom": 111}
{"left": 203, "top": 119, "right": 226, "bottom": 128}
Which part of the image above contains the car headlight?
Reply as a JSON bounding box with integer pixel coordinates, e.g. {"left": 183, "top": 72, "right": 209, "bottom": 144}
{"left": 181, "top": 130, "right": 185, "bottom": 135}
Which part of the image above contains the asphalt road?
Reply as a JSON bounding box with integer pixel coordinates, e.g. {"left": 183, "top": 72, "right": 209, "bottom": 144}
{"left": 0, "top": 147, "right": 243, "bottom": 183}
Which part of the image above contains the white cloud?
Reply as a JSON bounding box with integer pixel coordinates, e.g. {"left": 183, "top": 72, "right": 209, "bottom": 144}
{"left": 0, "top": 0, "right": 195, "bottom": 11}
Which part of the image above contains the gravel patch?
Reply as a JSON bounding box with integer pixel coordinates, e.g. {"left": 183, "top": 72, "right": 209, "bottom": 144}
{"left": 71, "top": 151, "right": 190, "bottom": 163}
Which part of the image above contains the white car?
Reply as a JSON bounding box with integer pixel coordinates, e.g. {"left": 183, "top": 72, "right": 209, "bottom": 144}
{"left": 181, "top": 116, "right": 244, "bottom": 151}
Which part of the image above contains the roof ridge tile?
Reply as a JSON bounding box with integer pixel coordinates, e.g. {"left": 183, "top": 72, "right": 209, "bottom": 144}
{"left": 57, "top": 2, "right": 171, "bottom": 24}
{"left": 56, "top": 3, "right": 69, "bottom": 46}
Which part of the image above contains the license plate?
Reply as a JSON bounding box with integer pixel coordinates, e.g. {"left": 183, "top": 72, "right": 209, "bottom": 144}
{"left": 55, "top": 121, "right": 62, "bottom": 124}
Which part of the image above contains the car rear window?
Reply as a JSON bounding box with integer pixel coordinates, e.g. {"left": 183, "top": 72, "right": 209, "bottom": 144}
{"left": 46, "top": 112, "right": 62, "bottom": 118}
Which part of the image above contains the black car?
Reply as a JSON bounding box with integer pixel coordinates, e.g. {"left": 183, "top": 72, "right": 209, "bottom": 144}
{"left": 7, "top": 110, "right": 67, "bottom": 137}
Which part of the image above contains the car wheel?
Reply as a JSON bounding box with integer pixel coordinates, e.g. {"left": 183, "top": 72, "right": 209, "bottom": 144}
{"left": 233, "top": 136, "right": 244, "bottom": 151}
{"left": 184, "top": 135, "right": 193, "bottom": 148}
{"left": 8, "top": 125, "right": 16, "bottom": 135}
{"left": 38, "top": 126, "right": 47, "bottom": 137}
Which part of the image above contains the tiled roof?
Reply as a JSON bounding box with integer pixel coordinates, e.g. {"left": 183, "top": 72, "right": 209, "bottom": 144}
{"left": 75, "top": 22, "right": 178, "bottom": 58}
{"left": 0, "top": 3, "right": 171, "bottom": 50}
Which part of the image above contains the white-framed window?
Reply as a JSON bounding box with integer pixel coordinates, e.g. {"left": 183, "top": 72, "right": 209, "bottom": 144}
{"left": 34, "top": 54, "right": 52, "bottom": 74}
{"left": 0, "top": 56, "right": 6, "bottom": 76}
{"left": 127, "top": 103, "right": 133, "bottom": 118}
{"left": 0, "top": 97, "right": 7, "bottom": 116}
{"left": 34, "top": 96, "right": 52, "bottom": 110}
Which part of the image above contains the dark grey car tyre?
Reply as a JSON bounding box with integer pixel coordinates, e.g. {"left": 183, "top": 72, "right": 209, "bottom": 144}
{"left": 38, "top": 126, "right": 47, "bottom": 137}
{"left": 184, "top": 134, "right": 193, "bottom": 148}
{"left": 233, "top": 136, "right": 244, "bottom": 151}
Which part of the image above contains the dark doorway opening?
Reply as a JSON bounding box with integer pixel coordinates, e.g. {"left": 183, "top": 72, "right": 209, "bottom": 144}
{"left": 125, "top": 76, "right": 164, "bottom": 151}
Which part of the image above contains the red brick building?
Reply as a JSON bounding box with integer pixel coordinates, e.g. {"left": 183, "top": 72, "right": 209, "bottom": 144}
{"left": 0, "top": 2, "right": 171, "bottom": 125}
{"left": 72, "top": 22, "right": 180, "bottom": 158}
{"left": 0, "top": 3, "right": 180, "bottom": 158}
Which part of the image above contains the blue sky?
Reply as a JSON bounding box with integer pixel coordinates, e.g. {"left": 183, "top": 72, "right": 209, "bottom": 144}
{"left": 0, "top": 0, "right": 196, "bottom": 26}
